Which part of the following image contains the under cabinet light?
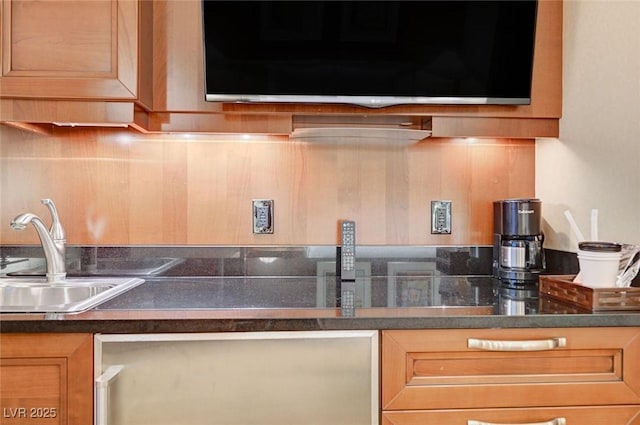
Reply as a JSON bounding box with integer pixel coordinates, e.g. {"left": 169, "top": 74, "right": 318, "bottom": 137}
{"left": 290, "top": 127, "right": 431, "bottom": 145}
{"left": 52, "top": 122, "right": 129, "bottom": 128}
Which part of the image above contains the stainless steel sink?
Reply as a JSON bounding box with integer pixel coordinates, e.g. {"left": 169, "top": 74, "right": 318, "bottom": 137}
{"left": 0, "top": 277, "right": 144, "bottom": 313}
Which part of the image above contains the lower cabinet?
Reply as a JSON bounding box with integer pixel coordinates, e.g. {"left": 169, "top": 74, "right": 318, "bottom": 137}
{"left": 3, "top": 326, "right": 640, "bottom": 425}
{"left": 0, "top": 333, "right": 93, "bottom": 425}
{"left": 382, "top": 328, "right": 640, "bottom": 425}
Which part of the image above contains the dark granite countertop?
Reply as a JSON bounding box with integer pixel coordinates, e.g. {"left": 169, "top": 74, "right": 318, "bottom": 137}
{"left": 2, "top": 276, "right": 640, "bottom": 334}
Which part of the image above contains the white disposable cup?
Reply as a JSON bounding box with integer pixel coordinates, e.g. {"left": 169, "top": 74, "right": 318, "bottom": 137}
{"left": 577, "top": 250, "right": 622, "bottom": 287}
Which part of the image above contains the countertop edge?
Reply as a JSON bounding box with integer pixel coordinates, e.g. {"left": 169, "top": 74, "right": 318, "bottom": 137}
{"left": 2, "top": 313, "right": 640, "bottom": 334}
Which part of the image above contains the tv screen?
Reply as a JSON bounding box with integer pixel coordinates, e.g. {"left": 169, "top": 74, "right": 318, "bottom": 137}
{"left": 202, "top": 1, "right": 538, "bottom": 107}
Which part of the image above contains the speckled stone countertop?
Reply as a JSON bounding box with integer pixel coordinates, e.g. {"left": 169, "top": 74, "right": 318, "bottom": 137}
{"left": 2, "top": 245, "right": 639, "bottom": 333}
{"left": 2, "top": 277, "right": 640, "bottom": 334}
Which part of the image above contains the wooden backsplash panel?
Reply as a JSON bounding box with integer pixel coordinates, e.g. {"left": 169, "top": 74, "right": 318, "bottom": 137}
{"left": 0, "top": 126, "right": 534, "bottom": 245}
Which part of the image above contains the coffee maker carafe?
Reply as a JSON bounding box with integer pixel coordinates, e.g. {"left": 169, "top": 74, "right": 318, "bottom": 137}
{"left": 493, "top": 199, "right": 545, "bottom": 288}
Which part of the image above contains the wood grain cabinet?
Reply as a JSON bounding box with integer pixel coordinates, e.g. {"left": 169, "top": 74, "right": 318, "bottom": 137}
{"left": 139, "top": 0, "right": 562, "bottom": 137}
{"left": 382, "top": 328, "right": 640, "bottom": 425}
{"left": 0, "top": 0, "right": 149, "bottom": 125}
{"left": 0, "top": 333, "right": 93, "bottom": 425}
{"left": 0, "top": 0, "right": 562, "bottom": 137}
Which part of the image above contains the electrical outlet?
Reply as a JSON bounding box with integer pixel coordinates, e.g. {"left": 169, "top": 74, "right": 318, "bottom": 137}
{"left": 431, "top": 200, "right": 451, "bottom": 234}
{"left": 253, "top": 199, "right": 274, "bottom": 234}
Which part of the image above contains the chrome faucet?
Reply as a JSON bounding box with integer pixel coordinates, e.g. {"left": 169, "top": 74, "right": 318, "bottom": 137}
{"left": 11, "top": 199, "right": 66, "bottom": 283}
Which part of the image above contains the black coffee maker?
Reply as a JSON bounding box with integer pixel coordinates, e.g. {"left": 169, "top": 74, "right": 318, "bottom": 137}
{"left": 492, "top": 198, "right": 545, "bottom": 288}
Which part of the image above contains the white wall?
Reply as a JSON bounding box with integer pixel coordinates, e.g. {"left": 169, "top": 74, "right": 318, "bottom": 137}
{"left": 537, "top": 0, "right": 640, "bottom": 252}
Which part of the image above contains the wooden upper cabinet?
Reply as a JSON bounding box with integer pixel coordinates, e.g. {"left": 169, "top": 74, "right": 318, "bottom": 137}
{"left": 0, "top": 0, "right": 139, "bottom": 100}
{"left": 0, "top": 0, "right": 562, "bottom": 136}
{"left": 144, "top": 0, "right": 561, "bottom": 137}
{"left": 153, "top": 0, "right": 562, "bottom": 119}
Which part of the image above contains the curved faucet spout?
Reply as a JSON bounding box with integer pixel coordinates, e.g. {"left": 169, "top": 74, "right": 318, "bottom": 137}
{"left": 11, "top": 201, "right": 67, "bottom": 283}
{"left": 10, "top": 213, "right": 37, "bottom": 231}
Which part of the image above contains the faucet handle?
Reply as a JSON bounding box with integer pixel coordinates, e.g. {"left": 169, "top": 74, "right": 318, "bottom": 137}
{"left": 41, "top": 198, "right": 66, "bottom": 242}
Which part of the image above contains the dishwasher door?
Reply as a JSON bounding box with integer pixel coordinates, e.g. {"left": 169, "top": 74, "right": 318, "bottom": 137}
{"left": 95, "top": 330, "right": 378, "bottom": 425}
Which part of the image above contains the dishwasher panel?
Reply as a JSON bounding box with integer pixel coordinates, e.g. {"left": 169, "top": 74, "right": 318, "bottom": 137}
{"left": 95, "top": 331, "right": 378, "bottom": 425}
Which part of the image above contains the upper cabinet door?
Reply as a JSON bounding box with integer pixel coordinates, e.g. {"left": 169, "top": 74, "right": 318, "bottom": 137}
{"left": 0, "top": 0, "right": 138, "bottom": 100}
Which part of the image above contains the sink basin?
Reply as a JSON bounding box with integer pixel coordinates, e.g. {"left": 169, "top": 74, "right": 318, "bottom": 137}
{"left": 0, "top": 277, "right": 144, "bottom": 313}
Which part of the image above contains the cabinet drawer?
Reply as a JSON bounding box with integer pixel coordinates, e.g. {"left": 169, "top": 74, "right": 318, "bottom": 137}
{"left": 382, "top": 405, "right": 640, "bottom": 425}
{"left": 382, "top": 328, "right": 640, "bottom": 410}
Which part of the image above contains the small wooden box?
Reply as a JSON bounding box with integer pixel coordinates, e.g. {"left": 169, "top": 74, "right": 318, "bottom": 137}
{"left": 539, "top": 275, "right": 640, "bottom": 312}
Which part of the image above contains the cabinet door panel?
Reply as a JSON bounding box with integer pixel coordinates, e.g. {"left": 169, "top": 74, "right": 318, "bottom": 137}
{"left": 1, "top": 358, "right": 67, "bottom": 425}
{"left": 0, "top": 333, "right": 93, "bottom": 425}
{"left": 0, "top": 0, "right": 138, "bottom": 99}
{"left": 8, "top": 0, "right": 113, "bottom": 75}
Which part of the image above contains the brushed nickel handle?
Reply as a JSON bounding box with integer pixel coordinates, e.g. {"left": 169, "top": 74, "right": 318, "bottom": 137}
{"left": 468, "top": 337, "right": 567, "bottom": 351}
{"left": 468, "top": 418, "right": 566, "bottom": 425}
{"left": 95, "top": 365, "right": 124, "bottom": 425}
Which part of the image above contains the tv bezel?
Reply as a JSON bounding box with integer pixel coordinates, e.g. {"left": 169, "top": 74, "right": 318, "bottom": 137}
{"left": 203, "top": 94, "right": 531, "bottom": 108}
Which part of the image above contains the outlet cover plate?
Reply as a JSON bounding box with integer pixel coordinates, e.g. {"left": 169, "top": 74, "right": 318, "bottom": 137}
{"left": 253, "top": 199, "right": 274, "bottom": 234}
{"left": 431, "top": 200, "right": 451, "bottom": 234}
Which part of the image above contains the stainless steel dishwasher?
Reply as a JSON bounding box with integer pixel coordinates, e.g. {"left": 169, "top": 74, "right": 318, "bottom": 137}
{"left": 95, "top": 330, "right": 378, "bottom": 425}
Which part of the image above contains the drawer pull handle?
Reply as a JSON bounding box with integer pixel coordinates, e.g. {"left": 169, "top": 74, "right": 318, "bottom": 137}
{"left": 468, "top": 418, "right": 566, "bottom": 425}
{"left": 468, "top": 337, "right": 566, "bottom": 351}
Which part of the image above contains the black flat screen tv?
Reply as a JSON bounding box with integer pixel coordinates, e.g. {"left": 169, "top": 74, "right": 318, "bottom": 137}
{"left": 202, "top": 1, "right": 538, "bottom": 107}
